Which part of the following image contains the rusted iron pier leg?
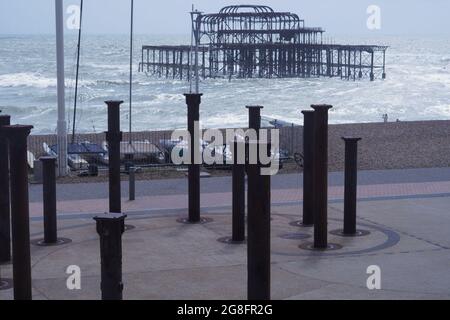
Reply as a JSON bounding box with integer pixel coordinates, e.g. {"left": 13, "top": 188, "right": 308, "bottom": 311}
{"left": 187, "top": 94, "right": 201, "bottom": 223}
{"left": 343, "top": 137, "right": 361, "bottom": 235}
{"left": 4, "top": 125, "right": 33, "bottom": 300}
{"left": 94, "top": 213, "right": 126, "bottom": 300}
{"left": 331, "top": 138, "right": 369, "bottom": 237}
{"left": 232, "top": 141, "right": 245, "bottom": 242}
{"left": 105, "top": 101, "right": 123, "bottom": 214}
{"left": 218, "top": 140, "right": 246, "bottom": 244}
{"left": 247, "top": 143, "right": 271, "bottom": 300}
{"left": 301, "top": 110, "right": 314, "bottom": 227}
{"left": 312, "top": 105, "right": 331, "bottom": 249}
{"left": 301, "top": 105, "right": 342, "bottom": 251}
{"left": 187, "top": 94, "right": 200, "bottom": 223}
{"left": 0, "top": 115, "right": 11, "bottom": 263}
{"left": 32, "top": 157, "right": 71, "bottom": 246}
{"left": 41, "top": 157, "right": 57, "bottom": 243}
{"left": 178, "top": 93, "right": 211, "bottom": 224}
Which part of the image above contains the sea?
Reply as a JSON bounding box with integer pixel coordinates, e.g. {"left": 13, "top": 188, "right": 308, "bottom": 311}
{"left": 0, "top": 34, "right": 449, "bottom": 134}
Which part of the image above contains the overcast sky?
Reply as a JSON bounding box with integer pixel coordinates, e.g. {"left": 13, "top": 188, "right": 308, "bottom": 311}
{"left": 0, "top": 0, "right": 449, "bottom": 36}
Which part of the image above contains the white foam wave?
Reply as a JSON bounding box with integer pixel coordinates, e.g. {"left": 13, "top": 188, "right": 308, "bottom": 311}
{"left": 0, "top": 73, "right": 95, "bottom": 89}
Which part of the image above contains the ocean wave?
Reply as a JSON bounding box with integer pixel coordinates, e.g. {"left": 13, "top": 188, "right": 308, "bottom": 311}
{"left": 0, "top": 73, "right": 95, "bottom": 89}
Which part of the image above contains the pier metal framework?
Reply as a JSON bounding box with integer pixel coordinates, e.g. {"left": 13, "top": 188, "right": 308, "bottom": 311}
{"left": 139, "top": 5, "right": 387, "bottom": 81}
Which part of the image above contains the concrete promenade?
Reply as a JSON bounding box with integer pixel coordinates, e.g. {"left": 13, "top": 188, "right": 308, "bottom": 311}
{"left": 1, "top": 168, "right": 450, "bottom": 300}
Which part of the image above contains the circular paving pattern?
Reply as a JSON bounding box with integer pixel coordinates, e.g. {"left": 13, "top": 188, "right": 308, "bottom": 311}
{"left": 176, "top": 217, "right": 214, "bottom": 225}
{"left": 31, "top": 237, "right": 72, "bottom": 247}
{"left": 329, "top": 229, "right": 371, "bottom": 237}
{"left": 217, "top": 236, "right": 246, "bottom": 244}
{"left": 0, "top": 279, "right": 13, "bottom": 291}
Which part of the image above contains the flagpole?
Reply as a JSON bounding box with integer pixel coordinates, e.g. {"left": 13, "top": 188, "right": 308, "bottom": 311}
{"left": 129, "top": 0, "right": 134, "bottom": 144}
{"left": 55, "top": 0, "right": 68, "bottom": 176}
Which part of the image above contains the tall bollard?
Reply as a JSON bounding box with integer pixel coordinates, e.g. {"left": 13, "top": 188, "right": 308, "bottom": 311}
{"left": 343, "top": 137, "right": 361, "bottom": 235}
{"left": 32, "top": 157, "right": 71, "bottom": 246}
{"left": 3, "top": 125, "right": 33, "bottom": 300}
{"left": 310, "top": 105, "right": 334, "bottom": 250}
{"left": 232, "top": 141, "right": 246, "bottom": 243}
{"left": 331, "top": 138, "right": 369, "bottom": 237}
{"left": 247, "top": 142, "right": 271, "bottom": 300}
{"left": 94, "top": 213, "right": 126, "bottom": 300}
{"left": 187, "top": 93, "right": 200, "bottom": 223}
{"left": 105, "top": 101, "right": 123, "bottom": 214}
{"left": 0, "top": 115, "right": 11, "bottom": 263}
{"left": 300, "top": 110, "right": 314, "bottom": 227}
{"left": 178, "top": 93, "right": 211, "bottom": 224}
{"left": 218, "top": 140, "right": 246, "bottom": 244}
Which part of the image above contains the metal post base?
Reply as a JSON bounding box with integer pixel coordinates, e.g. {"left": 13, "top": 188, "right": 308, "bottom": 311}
{"left": 278, "top": 233, "right": 311, "bottom": 240}
{"left": 289, "top": 220, "right": 314, "bottom": 228}
{"left": 299, "top": 242, "right": 343, "bottom": 251}
{"left": 176, "top": 217, "right": 213, "bottom": 225}
{"left": 330, "top": 229, "right": 371, "bottom": 237}
{"left": 31, "top": 238, "right": 72, "bottom": 247}
{"left": 217, "top": 236, "right": 246, "bottom": 245}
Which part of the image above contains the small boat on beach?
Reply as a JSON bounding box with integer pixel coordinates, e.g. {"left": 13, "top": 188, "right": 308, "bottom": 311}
{"left": 102, "top": 140, "right": 166, "bottom": 164}
{"left": 43, "top": 142, "right": 88, "bottom": 170}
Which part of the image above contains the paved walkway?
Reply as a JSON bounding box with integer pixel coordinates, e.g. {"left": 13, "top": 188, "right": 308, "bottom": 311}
{"left": 1, "top": 167, "right": 449, "bottom": 300}
{"left": 28, "top": 167, "right": 450, "bottom": 217}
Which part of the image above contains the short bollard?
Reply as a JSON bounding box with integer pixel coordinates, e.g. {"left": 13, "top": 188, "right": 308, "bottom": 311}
{"left": 0, "top": 115, "right": 11, "bottom": 263}
{"left": 177, "top": 93, "right": 211, "bottom": 224}
{"left": 247, "top": 142, "right": 271, "bottom": 300}
{"left": 129, "top": 166, "right": 136, "bottom": 201}
{"left": 94, "top": 213, "right": 126, "bottom": 300}
{"left": 300, "top": 110, "right": 315, "bottom": 227}
{"left": 218, "top": 141, "right": 246, "bottom": 244}
{"left": 331, "top": 137, "right": 369, "bottom": 237}
{"left": 4, "top": 125, "right": 33, "bottom": 300}
{"left": 32, "top": 157, "right": 71, "bottom": 246}
{"left": 105, "top": 100, "right": 123, "bottom": 214}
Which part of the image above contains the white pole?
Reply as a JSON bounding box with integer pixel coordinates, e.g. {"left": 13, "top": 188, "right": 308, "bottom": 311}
{"left": 129, "top": 0, "right": 134, "bottom": 144}
{"left": 55, "top": 0, "right": 68, "bottom": 176}
{"left": 194, "top": 11, "right": 200, "bottom": 94}
{"left": 194, "top": 15, "right": 199, "bottom": 94}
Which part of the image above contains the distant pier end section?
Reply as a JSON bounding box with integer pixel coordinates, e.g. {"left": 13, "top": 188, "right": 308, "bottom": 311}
{"left": 139, "top": 5, "right": 388, "bottom": 81}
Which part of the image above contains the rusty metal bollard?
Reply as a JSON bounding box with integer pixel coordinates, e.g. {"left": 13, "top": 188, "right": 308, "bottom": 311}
{"left": 300, "top": 105, "right": 341, "bottom": 251}
{"left": 300, "top": 110, "right": 315, "bottom": 227}
{"left": 94, "top": 213, "right": 127, "bottom": 300}
{"left": 105, "top": 101, "right": 123, "bottom": 214}
{"left": 218, "top": 140, "right": 246, "bottom": 244}
{"left": 177, "top": 93, "right": 211, "bottom": 224}
{"left": 32, "top": 157, "right": 71, "bottom": 247}
{"left": 3, "top": 125, "right": 33, "bottom": 300}
{"left": 331, "top": 137, "right": 369, "bottom": 237}
{"left": 0, "top": 115, "right": 11, "bottom": 263}
{"left": 247, "top": 141, "right": 271, "bottom": 300}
